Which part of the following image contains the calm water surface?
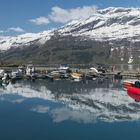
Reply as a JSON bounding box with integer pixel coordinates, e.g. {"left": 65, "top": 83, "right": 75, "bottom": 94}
{"left": 0, "top": 78, "right": 140, "bottom": 140}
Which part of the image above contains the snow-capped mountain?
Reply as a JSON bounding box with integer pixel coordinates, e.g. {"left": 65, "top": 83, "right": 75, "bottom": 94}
{"left": 1, "top": 7, "right": 140, "bottom": 50}
{"left": 1, "top": 7, "right": 140, "bottom": 64}
{"left": 57, "top": 7, "right": 140, "bottom": 40}
{"left": 0, "top": 30, "right": 53, "bottom": 50}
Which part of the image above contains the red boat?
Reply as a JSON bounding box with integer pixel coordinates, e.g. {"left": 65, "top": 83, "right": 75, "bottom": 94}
{"left": 123, "top": 81, "right": 134, "bottom": 89}
{"left": 127, "top": 87, "right": 140, "bottom": 102}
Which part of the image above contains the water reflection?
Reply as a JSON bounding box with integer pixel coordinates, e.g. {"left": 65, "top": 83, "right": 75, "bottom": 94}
{"left": 31, "top": 105, "right": 50, "bottom": 113}
{"left": 0, "top": 79, "right": 140, "bottom": 123}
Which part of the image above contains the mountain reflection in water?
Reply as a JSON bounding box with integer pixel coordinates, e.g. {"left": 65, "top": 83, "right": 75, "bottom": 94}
{"left": 0, "top": 78, "right": 140, "bottom": 123}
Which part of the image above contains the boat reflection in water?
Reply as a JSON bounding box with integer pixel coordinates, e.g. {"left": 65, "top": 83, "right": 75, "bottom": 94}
{"left": 0, "top": 78, "right": 140, "bottom": 123}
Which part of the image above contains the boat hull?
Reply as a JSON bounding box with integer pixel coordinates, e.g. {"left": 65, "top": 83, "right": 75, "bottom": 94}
{"left": 71, "top": 72, "right": 82, "bottom": 79}
{"left": 123, "top": 81, "right": 134, "bottom": 89}
{"left": 127, "top": 87, "right": 140, "bottom": 101}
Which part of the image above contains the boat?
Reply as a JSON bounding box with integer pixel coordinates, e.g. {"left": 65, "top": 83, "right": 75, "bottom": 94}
{"left": 0, "top": 69, "right": 4, "bottom": 79}
{"left": 59, "top": 64, "right": 69, "bottom": 70}
{"left": 89, "top": 67, "right": 99, "bottom": 74}
{"left": 11, "top": 70, "right": 22, "bottom": 79}
{"left": 51, "top": 71, "right": 61, "bottom": 80}
{"left": 18, "top": 65, "right": 25, "bottom": 73}
{"left": 71, "top": 72, "right": 82, "bottom": 81}
{"left": 48, "top": 70, "right": 69, "bottom": 80}
{"left": 1, "top": 73, "right": 10, "bottom": 86}
{"left": 127, "top": 86, "right": 140, "bottom": 102}
{"left": 114, "top": 72, "right": 123, "bottom": 79}
{"left": 26, "top": 64, "right": 35, "bottom": 76}
{"left": 123, "top": 80, "right": 134, "bottom": 89}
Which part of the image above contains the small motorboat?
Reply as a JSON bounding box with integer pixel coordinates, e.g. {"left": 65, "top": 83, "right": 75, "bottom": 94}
{"left": 1, "top": 73, "right": 10, "bottom": 86}
{"left": 89, "top": 67, "right": 99, "bottom": 74}
{"left": 11, "top": 70, "right": 23, "bottom": 79}
{"left": 127, "top": 86, "right": 140, "bottom": 102}
{"left": 0, "top": 69, "right": 4, "bottom": 79}
{"left": 114, "top": 72, "right": 123, "bottom": 79}
{"left": 71, "top": 72, "right": 82, "bottom": 81}
{"left": 48, "top": 70, "right": 69, "bottom": 80}
{"left": 123, "top": 80, "right": 134, "bottom": 89}
{"left": 26, "top": 64, "right": 35, "bottom": 76}
{"left": 58, "top": 64, "right": 69, "bottom": 71}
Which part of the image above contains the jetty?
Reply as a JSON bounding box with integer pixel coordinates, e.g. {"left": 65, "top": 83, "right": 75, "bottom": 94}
{"left": 0, "top": 64, "right": 140, "bottom": 82}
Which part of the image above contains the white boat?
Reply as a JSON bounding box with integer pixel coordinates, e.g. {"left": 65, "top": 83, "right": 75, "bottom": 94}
{"left": 1, "top": 73, "right": 10, "bottom": 86}
{"left": 49, "top": 70, "right": 69, "bottom": 80}
{"left": 90, "top": 67, "right": 99, "bottom": 73}
{"left": 11, "top": 70, "right": 22, "bottom": 79}
{"left": 0, "top": 69, "right": 4, "bottom": 78}
{"left": 18, "top": 65, "right": 25, "bottom": 73}
{"left": 26, "top": 64, "right": 35, "bottom": 76}
{"left": 59, "top": 64, "right": 69, "bottom": 70}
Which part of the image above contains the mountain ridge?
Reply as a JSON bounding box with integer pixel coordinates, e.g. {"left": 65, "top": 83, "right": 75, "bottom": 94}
{"left": 1, "top": 7, "right": 140, "bottom": 64}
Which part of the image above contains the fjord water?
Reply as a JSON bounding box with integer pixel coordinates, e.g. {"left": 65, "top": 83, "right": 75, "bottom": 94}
{"left": 0, "top": 79, "right": 140, "bottom": 140}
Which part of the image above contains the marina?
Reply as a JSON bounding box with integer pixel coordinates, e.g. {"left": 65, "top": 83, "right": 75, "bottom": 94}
{"left": 0, "top": 64, "right": 140, "bottom": 139}
{"left": 1, "top": 64, "right": 140, "bottom": 103}
{"left": 1, "top": 64, "right": 140, "bottom": 78}
{"left": 0, "top": 64, "right": 140, "bottom": 85}
{"left": 1, "top": 1, "right": 140, "bottom": 139}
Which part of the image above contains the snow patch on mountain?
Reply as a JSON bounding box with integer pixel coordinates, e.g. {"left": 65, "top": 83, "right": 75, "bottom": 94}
{"left": 0, "top": 30, "right": 53, "bottom": 51}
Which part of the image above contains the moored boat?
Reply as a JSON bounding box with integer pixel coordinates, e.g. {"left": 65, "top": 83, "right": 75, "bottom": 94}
{"left": 59, "top": 64, "right": 69, "bottom": 71}
{"left": 71, "top": 72, "right": 82, "bottom": 81}
{"left": 0, "top": 69, "right": 4, "bottom": 79}
{"left": 123, "top": 80, "right": 134, "bottom": 89}
{"left": 127, "top": 86, "right": 140, "bottom": 102}
{"left": 11, "top": 69, "right": 23, "bottom": 79}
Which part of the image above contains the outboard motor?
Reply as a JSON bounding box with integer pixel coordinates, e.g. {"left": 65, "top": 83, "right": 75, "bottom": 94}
{"left": 114, "top": 72, "right": 123, "bottom": 79}
{"left": 134, "top": 81, "right": 140, "bottom": 88}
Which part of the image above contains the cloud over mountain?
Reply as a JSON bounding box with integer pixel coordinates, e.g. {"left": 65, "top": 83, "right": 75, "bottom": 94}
{"left": 28, "top": 5, "right": 97, "bottom": 26}
{"left": 0, "top": 27, "right": 25, "bottom": 34}
{"left": 29, "top": 17, "right": 50, "bottom": 25}
{"left": 8, "top": 27, "right": 25, "bottom": 33}
{"left": 49, "top": 6, "right": 97, "bottom": 23}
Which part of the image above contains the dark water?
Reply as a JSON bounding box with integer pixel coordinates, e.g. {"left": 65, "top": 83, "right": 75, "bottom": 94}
{"left": 0, "top": 78, "right": 140, "bottom": 140}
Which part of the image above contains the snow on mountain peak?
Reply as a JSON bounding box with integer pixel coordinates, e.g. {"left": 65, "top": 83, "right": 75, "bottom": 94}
{"left": 58, "top": 7, "right": 140, "bottom": 41}
{"left": 0, "top": 30, "right": 54, "bottom": 51}
{"left": 1, "top": 7, "right": 140, "bottom": 51}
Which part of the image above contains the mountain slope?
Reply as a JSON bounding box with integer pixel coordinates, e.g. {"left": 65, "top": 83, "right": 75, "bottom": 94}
{"left": 1, "top": 7, "right": 140, "bottom": 64}
{"left": 58, "top": 7, "right": 140, "bottom": 41}
{"left": 0, "top": 30, "right": 53, "bottom": 51}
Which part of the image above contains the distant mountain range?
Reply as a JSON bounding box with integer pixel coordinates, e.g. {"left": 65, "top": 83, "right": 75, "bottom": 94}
{"left": 1, "top": 7, "right": 140, "bottom": 65}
